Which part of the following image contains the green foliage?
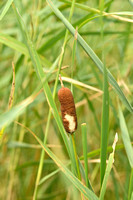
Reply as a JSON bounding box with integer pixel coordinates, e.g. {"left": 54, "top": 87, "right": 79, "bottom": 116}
{"left": 0, "top": 0, "right": 133, "bottom": 199}
{"left": 0, "top": 0, "right": 14, "bottom": 20}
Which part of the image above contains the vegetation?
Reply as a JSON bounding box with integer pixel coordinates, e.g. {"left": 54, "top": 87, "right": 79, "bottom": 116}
{"left": 0, "top": 0, "right": 133, "bottom": 199}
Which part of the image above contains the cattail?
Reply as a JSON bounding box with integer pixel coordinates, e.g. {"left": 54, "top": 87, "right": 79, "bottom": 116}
{"left": 58, "top": 75, "right": 77, "bottom": 134}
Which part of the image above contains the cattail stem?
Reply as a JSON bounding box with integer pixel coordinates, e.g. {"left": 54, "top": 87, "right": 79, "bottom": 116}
{"left": 71, "top": 134, "right": 81, "bottom": 180}
{"left": 59, "top": 74, "right": 64, "bottom": 87}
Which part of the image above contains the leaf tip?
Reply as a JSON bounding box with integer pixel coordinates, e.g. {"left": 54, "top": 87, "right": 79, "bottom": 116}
{"left": 112, "top": 132, "right": 118, "bottom": 152}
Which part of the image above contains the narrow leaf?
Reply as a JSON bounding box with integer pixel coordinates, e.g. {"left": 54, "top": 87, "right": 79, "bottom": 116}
{"left": 100, "top": 64, "right": 109, "bottom": 185}
{"left": 100, "top": 133, "right": 118, "bottom": 200}
{"left": 0, "top": 0, "right": 13, "bottom": 20}
{"left": 81, "top": 123, "right": 89, "bottom": 188}
{"left": 0, "top": 33, "right": 51, "bottom": 67}
{"left": 0, "top": 92, "right": 42, "bottom": 129}
{"left": 39, "top": 168, "right": 61, "bottom": 185}
{"left": 128, "top": 168, "right": 133, "bottom": 200}
{"left": 119, "top": 106, "right": 133, "bottom": 168}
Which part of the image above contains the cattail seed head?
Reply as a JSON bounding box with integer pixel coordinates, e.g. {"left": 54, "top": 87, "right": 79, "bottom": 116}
{"left": 58, "top": 87, "right": 77, "bottom": 134}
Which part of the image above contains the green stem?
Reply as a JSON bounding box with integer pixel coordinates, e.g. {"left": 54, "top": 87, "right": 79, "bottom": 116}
{"left": 99, "top": 0, "right": 109, "bottom": 187}
{"left": 71, "top": 28, "right": 77, "bottom": 93}
{"left": 71, "top": 134, "right": 81, "bottom": 180}
{"left": 33, "top": 111, "right": 51, "bottom": 200}
{"left": 81, "top": 123, "right": 89, "bottom": 187}
{"left": 81, "top": 123, "right": 93, "bottom": 191}
{"left": 128, "top": 168, "right": 133, "bottom": 200}
{"left": 71, "top": 134, "right": 84, "bottom": 200}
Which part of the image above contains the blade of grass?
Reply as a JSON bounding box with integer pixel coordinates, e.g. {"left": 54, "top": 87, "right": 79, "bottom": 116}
{"left": 100, "top": 133, "right": 118, "bottom": 200}
{"left": 128, "top": 168, "right": 133, "bottom": 200}
{"left": 81, "top": 123, "right": 92, "bottom": 190}
{"left": 71, "top": 27, "right": 77, "bottom": 93}
{"left": 119, "top": 105, "right": 133, "bottom": 200}
{"left": 0, "top": 33, "right": 29, "bottom": 55}
{"left": 119, "top": 106, "right": 133, "bottom": 168}
{"left": 100, "top": 0, "right": 110, "bottom": 187}
{"left": 39, "top": 168, "right": 61, "bottom": 186}
{"left": 0, "top": 0, "right": 14, "bottom": 20}
{"left": 69, "top": 135, "right": 78, "bottom": 177}
{"left": 61, "top": 76, "right": 102, "bottom": 93}
{"left": 46, "top": 0, "right": 133, "bottom": 113}
{"left": 81, "top": 123, "right": 89, "bottom": 187}
{"left": 15, "top": 160, "right": 60, "bottom": 171}
{"left": 71, "top": 133, "right": 81, "bottom": 180}
{"left": 80, "top": 142, "right": 133, "bottom": 160}
{"left": 111, "top": 170, "right": 120, "bottom": 200}
{"left": 107, "top": 11, "right": 133, "bottom": 16}
{"left": 80, "top": 31, "right": 133, "bottom": 35}
{"left": 8, "top": 141, "right": 40, "bottom": 149}
{"left": 70, "top": 133, "right": 88, "bottom": 200}
{"left": 131, "top": 192, "right": 133, "bottom": 200}
{"left": 0, "top": 90, "right": 42, "bottom": 130}
{"left": 0, "top": 33, "right": 51, "bottom": 67}
{"left": 100, "top": 49, "right": 109, "bottom": 186}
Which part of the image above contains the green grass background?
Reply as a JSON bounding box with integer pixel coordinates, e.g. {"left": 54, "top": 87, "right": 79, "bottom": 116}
{"left": 0, "top": 0, "right": 133, "bottom": 199}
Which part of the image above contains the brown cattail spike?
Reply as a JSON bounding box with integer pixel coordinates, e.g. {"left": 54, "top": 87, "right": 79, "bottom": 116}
{"left": 58, "top": 87, "right": 77, "bottom": 134}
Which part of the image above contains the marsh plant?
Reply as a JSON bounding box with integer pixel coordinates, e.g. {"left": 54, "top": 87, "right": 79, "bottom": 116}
{"left": 0, "top": 0, "right": 133, "bottom": 199}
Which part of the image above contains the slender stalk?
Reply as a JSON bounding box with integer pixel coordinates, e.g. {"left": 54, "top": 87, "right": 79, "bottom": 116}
{"left": 81, "top": 123, "right": 89, "bottom": 187}
{"left": 33, "top": 111, "right": 51, "bottom": 199}
{"left": 99, "top": 0, "right": 109, "bottom": 187}
{"left": 69, "top": 135, "right": 78, "bottom": 177}
{"left": 100, "top": 133, "right": 118, "bottom": 200}
{"left": 81, "top": 123, "right": 93, "bottom": 191}
{"left": 71, "top": 134, "right": 81, "bottom": 180}
{"left": 128, "top": 167, "right": 133, "bottom": 199}
{"left": 71, "top": 27, "right": 77, "bottom": 93}
{"left": 70, "top": 134, "right": 84, "bottom": 200}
